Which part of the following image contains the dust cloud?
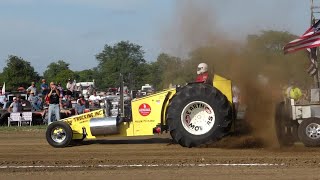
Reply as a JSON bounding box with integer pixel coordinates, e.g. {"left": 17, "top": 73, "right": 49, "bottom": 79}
{"left": 161, "top": 0, "right": 221, "bottom": 58}
{"left": 161, "top": 0, "right": 302, "bottom": 148}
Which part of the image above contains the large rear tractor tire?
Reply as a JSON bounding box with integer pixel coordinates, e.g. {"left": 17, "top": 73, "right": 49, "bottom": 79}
{"left": 275, "top": 102, "right": 298, "bottom": 147}
{"left": 46, "top": 121, "right": 73, "bottom": 148}
{"left": 298, "top": 118, "right": 320, "bottom": 147}
{"left": 167, "top": 83, "right": 233, "bottom": 147}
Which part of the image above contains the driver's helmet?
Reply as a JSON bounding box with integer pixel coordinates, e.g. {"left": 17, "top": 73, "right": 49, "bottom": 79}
{"left": 197, "top": 63, "right": 208, "bottom": 75}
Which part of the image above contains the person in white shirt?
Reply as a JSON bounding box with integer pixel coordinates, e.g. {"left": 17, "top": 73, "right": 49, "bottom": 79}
{"left": 27, "top": 82, "right": 37, "bottom": 95}
{"left": 232, "top": 85, "right": 240, "bottom": 111}
{"left": 0, "top": 92, "right": 6, "bottom": 106}
{"left": 89, "top": 92, "right": 101, "bottom": 107}
{"left": 66, "top": 79, "right": 75, "bottom": 97}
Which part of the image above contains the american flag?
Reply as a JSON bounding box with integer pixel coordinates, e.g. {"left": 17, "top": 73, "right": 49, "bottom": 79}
{"left": 306, "top": 48, "right": 318, "bottom": 76}
{"left": 284, "top": 19, "right": 320, "bottom": 54}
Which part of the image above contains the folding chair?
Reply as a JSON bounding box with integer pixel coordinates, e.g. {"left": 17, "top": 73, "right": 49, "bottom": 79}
{"left": 8, "top": 112, "right": 22, "bottom": 127}
{"left": 21, "top": 112, "right": 33, "bottom": 126}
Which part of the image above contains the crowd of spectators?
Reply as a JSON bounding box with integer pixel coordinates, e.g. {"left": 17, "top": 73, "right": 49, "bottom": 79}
{"left": 1, "top": 79, "right": 104, "bottom": 124}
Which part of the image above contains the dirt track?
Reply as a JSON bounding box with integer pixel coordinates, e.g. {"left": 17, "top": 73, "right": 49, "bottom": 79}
{"left": 1, "top": 130, "right": 320, "bottom": 180}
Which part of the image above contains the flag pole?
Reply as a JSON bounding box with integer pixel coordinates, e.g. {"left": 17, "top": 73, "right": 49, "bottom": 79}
{"left": 311, "top": 0, "right": 320, "bottom": 88}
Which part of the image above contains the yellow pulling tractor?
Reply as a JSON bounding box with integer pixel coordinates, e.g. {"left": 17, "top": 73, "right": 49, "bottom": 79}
{"left": 46, "top": 75, "right": 234, "bottom": 148}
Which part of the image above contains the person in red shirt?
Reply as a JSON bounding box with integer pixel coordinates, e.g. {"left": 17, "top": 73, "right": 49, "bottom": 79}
{"left": 195, "top": 63, "right": 212, "bottom": 85}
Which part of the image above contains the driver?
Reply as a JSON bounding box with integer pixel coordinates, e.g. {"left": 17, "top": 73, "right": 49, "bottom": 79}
{"left": 195, "top": 63, "right": 212, "bottom": 84}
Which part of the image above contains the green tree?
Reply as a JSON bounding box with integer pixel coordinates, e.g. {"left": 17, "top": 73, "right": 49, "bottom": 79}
{"left": 43, "top": 60, "right": 76, "bottom": 87}
{"left": 243, "top": 30, "right": 311, "bottom": 86}
{"left": 95, "top": 41, "right": 148, "bottom": 90}
{"left": 74, "top": 69, "right": 97, "bottom": 82}
{"left": 43, "top": 60, "right": 69, "bottom": 79}
{"left": 2, "top": 55, "right": 39, "bottom": 90}
{"left": 153, "top": 53, "right": 186, "bottom": 89}
{"left": 145, "top": 62, "right": 161, "bottom": 90}
{"left": 246, "top": 30, "right": 298, "bottom": 54}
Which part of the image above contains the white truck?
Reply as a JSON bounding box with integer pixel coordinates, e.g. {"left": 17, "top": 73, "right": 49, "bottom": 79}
{"left": 275, "top": 89, "right": 320, "bottom": 147}
{"left": 76, "top": 81, "right": 95, "bottom": 96}
{"left": 140, "top": 84, "right": 154, "bottom": 96}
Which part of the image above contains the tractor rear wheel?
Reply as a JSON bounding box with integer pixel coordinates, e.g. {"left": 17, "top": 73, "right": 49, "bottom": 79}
{"left": 275, "top": 102, "right": 298, "bottom": 147}
{"left": 298, "top": 118, "right": 320, "bottom": 147}
{"left": 46, "top": 121, "right": 73, "bottom": 148}
{"left": 167, "top": 83, "right": 233, "bottom": 147}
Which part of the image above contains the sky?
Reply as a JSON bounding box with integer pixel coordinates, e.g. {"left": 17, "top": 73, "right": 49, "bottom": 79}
{"left": 0, "top": 0, "right": 313, "bottom": 75}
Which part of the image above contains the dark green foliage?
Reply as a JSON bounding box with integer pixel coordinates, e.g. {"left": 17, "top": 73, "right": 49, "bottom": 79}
{"left": 1, "top": 55, "right": 39, "bottom": 90}
{"left": 43, "top": 60, "right": 76, "bottom": 87}
{"left": 95, "top": 41, "right": 149, "bottom": 90}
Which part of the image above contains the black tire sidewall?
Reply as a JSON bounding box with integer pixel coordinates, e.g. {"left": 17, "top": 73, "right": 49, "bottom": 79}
{"left": 275, "top": 102, "right": 296, "bottom": 147}
{"left": 298, "top": 118, "right": 320, "bottom": 147}
{"left": 46, "top": 121, "right": 73, "bottom": 148}
{"left": 275, "top": 102, "right": 288, "bottom": 146}
{"left": 167, "top": 83, "right": 232, "bottom": 147}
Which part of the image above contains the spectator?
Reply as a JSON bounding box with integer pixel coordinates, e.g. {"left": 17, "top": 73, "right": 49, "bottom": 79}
{"left": 44, "top": 93, "right": 50, "bottom": 107}
{"left": 75, "top": 96, "right": 86, "bottom": 115}
{"left": 8, "top": 97, "right": 22, "bottom": 113}
{"left": 61, "top": 94, "right": 72, "bottom": 109}
{"left": 37, "top": 94, "right": 43, "bottom": 109}
{"left": 57, "top": 83, "right": 64, "bottom": 98}
{"left": 47, "top": 82, "right": 60, "bottom": 124}
{"left": 66, "top": 79, "right": 75, "bottom": 97}
{"left": 40, "top": 79, "right": 49, "bottom": 97}
{"left": 77, "top": 84, "right": 83, "bottom": 92}
{"left": 0, "top": 91, "right": 5, "bottom": 106}
{"left": 87, "top": 85, "right": 94, "bottom": 95}
{"left": 27, "top": 82, "right": 37, "bottom": 95}
{"left": 103, "top": 92, "right": 107, "bottom": 99}
{"left": 28, "top": 92, "right": 40, "bottom": 111}
{"left": 17, "top": 86, "right": 25, "bottom": 93}
{"left": 89, "top": 91, "right": 101, "bottom": 107}
{"left": 232, "top": 85, "right": 241, "bottom": 112}
{"left": 2, "top": 97, "right": 8, "bottom": 110}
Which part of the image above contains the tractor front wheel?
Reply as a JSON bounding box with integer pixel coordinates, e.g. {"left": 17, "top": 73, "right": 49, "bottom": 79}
{"left": 46, "top": 121, "right": 73, "bottom": 148}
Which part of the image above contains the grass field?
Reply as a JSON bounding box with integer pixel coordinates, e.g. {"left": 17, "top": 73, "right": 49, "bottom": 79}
{"left": 0, "top": 125, "right": 46, "bottom": 132}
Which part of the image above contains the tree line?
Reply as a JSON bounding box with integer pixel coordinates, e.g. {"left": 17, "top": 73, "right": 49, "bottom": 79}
{"left": 0, "top": 30, "right": 312, "bottom": 92}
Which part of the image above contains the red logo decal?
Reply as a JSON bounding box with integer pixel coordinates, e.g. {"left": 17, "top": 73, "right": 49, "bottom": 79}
{"left": 139, "top": 103, "right": 151, "bottom": 116}
{"left": 185, "top": 115, "right": 191, "bottom": 124}
{"left": 205, "top": 107, "right": 212, "bottom": 114}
